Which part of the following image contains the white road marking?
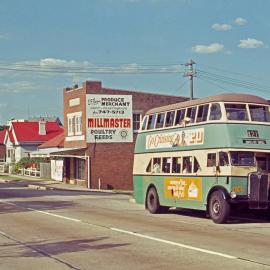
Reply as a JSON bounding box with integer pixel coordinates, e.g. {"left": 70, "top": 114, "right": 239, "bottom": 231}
{"left": 0, "top": 199, "right": 237, "bottom": 260}
{"left": 26, "top": 207, "right": 81, "bottom": 222}
{"left": 110, "top": 227, "right": 237, "bottom": 259}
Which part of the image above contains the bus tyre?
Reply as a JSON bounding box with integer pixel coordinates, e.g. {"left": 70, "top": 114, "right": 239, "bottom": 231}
{"left": 209, "top": 190, "right": 230, "bottom": 224}
{"left": 146, "top": 187, "right": 161, "bottom": 214}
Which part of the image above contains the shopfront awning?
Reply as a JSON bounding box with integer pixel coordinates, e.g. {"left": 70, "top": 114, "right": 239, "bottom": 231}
{"left": 50, "top": 147, "right": 88, "bottom": 159}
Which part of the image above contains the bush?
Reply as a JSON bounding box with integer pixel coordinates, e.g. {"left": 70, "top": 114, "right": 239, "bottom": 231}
{"left": 14, "top": 157, "right": 47, "bottom": 174}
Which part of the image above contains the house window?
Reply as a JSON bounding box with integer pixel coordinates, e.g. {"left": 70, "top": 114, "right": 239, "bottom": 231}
{"left": 133, "top": 113, "right": 142, "bottom": 132}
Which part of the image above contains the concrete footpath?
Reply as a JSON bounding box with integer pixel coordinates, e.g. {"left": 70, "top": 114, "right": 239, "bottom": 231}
{"left": 0, "top": 173, "right": 133, "bottom": 195}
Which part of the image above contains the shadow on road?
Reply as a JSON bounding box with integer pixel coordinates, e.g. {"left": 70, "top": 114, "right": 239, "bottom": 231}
{"left": 0, "top": 237, "right": 130, "bottom": 258}
{"left": 0, "top": 182, "right": 118, "bottom": 199}
{"left": 168, "top": 208, "right": 270, "bottom": 224}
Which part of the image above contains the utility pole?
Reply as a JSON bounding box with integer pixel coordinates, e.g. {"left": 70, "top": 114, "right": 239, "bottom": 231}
{"left": 184, "top": 59, "right": 196, "bottom": 100}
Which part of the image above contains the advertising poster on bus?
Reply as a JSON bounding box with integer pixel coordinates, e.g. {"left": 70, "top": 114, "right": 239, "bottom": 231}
{"left": 86, "top": 94, "right": 133, "bottom": 143}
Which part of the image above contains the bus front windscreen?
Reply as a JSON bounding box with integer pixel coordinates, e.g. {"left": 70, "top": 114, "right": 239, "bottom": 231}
{"left": 230, "top": 151, "right": 255, "bottom": 166}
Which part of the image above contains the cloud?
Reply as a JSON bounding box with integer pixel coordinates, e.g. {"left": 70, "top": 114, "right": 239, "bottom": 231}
{"left": 0, "top": 35, "right": 7, "bottom": 40}
{"left": 191, "top": 43, "right": 225, "bottom": 54}
{"left": 234, "top": 17, "right": 247, "bottom": 26}
{"left": 238, "top": 38, "right": 266, "bottom": 49}
{"left": 212, "top": 23, "right": 232, "bottom": 31}
{"left": 0, "top": 81, "right": 41, "bottom": 93}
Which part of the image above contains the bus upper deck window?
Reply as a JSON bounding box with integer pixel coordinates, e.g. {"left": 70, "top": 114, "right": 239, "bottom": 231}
{"left": 225, "top": 104, "right": 248, "bottom": 121}
{"left": 249, "top": 105, "right": 270, "bottom": 122}
{"left": 155, "top": 112, "right": 165, "bottom": 129}
{"left": 165, "top": 111, "right": 175, "bottom": 127}
{"left": 175, "top": 109, "right": 185, "bottom": 125}
{"left": 141, "top": 116, "right": 148, "bottom": 130}
{"left": 186, "top": 107, "right": 197, "bottom": 124}
{"left": 147, "top": 114, "right": 156, "bottom": 130}
{"left": 209, "top": 103, "right": 221, "bottom": 120}
{"left": 197, "top": 104, "right": 209, "bottom": 123}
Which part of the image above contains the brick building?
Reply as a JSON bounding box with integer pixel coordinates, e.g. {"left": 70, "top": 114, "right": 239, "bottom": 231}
{"left": 57, "top": 80, "right": 188, "bottom": 190}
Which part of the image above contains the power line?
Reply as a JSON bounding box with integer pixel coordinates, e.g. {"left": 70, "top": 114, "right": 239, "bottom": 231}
{"left": 197, "top": 69, "right": 270, "bottom": 94}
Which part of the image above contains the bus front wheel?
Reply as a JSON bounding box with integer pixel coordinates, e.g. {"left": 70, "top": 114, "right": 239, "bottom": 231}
{"left": 146, "top": 187, "right": 161, "bottom": 214}
{"left": 209, "top": 190, "right": 230, "bottom": 224}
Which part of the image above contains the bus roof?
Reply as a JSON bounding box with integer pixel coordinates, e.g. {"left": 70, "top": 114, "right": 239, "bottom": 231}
{"left": 146, "top": 93, "right": 269, "bottom": 115}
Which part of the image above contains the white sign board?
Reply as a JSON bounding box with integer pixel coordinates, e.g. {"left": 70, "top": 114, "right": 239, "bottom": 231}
{"left": 86, "top": 94, "right": 133, "bottom": 143}
{"left": 146, "top": 128, "right": 204, "bottom": 150}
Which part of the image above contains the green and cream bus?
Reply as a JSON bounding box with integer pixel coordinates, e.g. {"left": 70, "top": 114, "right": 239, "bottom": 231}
{"left": 133, "top": 93, "right": 270, "bottom": 223}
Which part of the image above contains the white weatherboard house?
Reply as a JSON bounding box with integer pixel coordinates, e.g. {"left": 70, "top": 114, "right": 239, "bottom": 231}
{"left": 5, "top": 121, "right": 63, "bottom": 163}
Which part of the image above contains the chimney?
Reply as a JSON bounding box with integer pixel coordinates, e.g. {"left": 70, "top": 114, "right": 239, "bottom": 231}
{"left": 39, "top": 120, "right": 46, "bottom": 135}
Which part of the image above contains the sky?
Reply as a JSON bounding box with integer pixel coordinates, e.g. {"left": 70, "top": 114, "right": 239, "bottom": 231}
{"left": 0, "top": 0, "right": 270, "bottom": 123}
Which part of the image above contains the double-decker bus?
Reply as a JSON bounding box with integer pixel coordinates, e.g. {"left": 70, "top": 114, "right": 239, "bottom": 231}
{"left": 133, "top": 93, "right": 270, "bottom": 223}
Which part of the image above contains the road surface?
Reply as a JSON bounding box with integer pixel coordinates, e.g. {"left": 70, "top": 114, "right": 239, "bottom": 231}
{"left": 0, "top": 180, "right": 270, "bottom": 270}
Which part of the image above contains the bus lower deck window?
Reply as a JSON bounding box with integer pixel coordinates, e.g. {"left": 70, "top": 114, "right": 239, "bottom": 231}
{"left": 207, "top": 153, "right": 216, "bottom": 167}
{"left": 183, "top": 157, "right": 192, "bottom": 173}
{"left": 172, "top": 157, "right": 181, "bottom": 173}
{"left": 162, "top": 157, "right": 171, "bottom": 173}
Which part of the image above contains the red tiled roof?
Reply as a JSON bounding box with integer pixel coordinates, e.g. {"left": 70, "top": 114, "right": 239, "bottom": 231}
{"left": 8, "top": 130, "right": 15, "bottom": 143}
{"left": 38, "top": 131, "right": 64, "bottom": 149}
{"left": 11, "top": 122, "right": 63, "bottom": 143}
{"left": 0, "top": 129, "right": 7, "bottom": 144}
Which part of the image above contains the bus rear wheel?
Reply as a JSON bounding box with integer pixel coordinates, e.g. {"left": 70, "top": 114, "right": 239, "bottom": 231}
{"left": 146, "top": 187, "right": 162, "bottom": 214}
{"left": 209, "top": 190, "right": 230, "bottom": 224}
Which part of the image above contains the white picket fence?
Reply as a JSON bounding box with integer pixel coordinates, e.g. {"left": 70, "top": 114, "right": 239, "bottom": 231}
{"left": 18, "top": 168, "right": 41, "bottom": 178}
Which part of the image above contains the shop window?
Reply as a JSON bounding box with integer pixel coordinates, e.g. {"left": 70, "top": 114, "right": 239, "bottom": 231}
{"left": 133, "top": 113, "right": 142, "bottom": 132}
{"left": 75, "top": 158, "right": 85, "bottom": 180}
{"left": 68, "top": 116, "right": 74, "bottom": 136}
{"left": 75, "top": 115, "right": 82, "bottom": 135}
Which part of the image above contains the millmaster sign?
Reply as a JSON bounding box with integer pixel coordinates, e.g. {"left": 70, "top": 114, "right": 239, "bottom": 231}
{"left": 86, "top": 94, "right": 133, "bottom": 143}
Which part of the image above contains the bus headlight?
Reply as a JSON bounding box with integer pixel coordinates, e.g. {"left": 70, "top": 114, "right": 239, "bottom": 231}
{"left": 230, "top": 191, "right": 237, "bottom": 199}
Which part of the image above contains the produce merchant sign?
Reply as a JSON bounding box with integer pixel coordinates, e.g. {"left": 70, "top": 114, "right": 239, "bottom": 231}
{"left": 86, "top": 94, "right": 133, "bottom": 143}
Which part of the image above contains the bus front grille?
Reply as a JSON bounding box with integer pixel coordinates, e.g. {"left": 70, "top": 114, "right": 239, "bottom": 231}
{"left": 248, "top": 173, "right": 269, "bottom": 209}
